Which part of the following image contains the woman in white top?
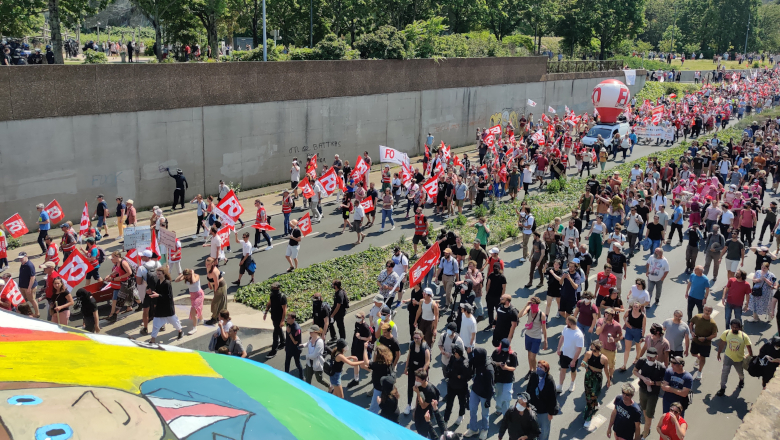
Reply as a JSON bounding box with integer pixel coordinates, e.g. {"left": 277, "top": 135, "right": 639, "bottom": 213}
{"left": 203, "top": 226, "right": 226, "bottom": 264}
{"left": 627, "top": 278, "right": 651, "bottom": 308}
{"left": 175, "top": 268, "right": 204, "bottom": 335}
{"left": 233, "top": 231, "right": 255, "bottom": 286}
{"left": 587, "top": 215, "right": 606, "bottom": 262}
{"left": 305, "top": 325, "right": 331, "bottom": 388}
{"left": 652, "top": 189, "right": 668, "bottom": 212}
{"left": 630, "top": 165, "right": 644, "bottom": 183}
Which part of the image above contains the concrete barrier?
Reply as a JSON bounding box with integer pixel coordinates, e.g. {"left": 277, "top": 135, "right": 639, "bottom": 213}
{"left": 0, "top": 59, "right": 644, "bottom": 224}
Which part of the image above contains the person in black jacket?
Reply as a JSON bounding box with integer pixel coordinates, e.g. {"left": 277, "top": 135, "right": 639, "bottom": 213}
{"left": 465, "top": 347, "right": 495, "bottom": 438}
{"left": 526, "top": 360, "right": 560, "bottom": 440}
{"left": 378, "top": 375, "right": 400, "bottom": 423}
{"left": 444, "top": 345, "right": 472, "bottom": 424}
{"left": 168, "top": 168, "right": 188, "bottom": 210}
{"left": 148, "top": 267, "right": 183, "bottom": 343}
{"left": 499, "top": 392, "right": 541, "bottom": 440}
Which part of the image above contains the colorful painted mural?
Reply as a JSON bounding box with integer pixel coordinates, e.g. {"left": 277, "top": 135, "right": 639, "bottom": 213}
{"left": 0, "top": 311, "right": 424, "bottom": 440}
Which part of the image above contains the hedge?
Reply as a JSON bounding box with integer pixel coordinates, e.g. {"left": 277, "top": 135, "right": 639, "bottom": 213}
{"left": 635, "top": 82, "right": 701, "bottom": 103}
{"left": 236, "top": 108, "right": 778, "bottom": 322}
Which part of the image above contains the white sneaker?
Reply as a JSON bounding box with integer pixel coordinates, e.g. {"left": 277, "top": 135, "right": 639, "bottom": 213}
{"left": 403, "top": 404, "right": 411, "bottom": 415}
{"left": 556, "top": 385, "right": 562, "bottom": 393}
{"left": 479, "top": 430, "right": 488, "bottom": 440}
{"left": 568, "top": 382, "right": 575, "bottom": 392}
{"left": 379, "top": 228, "right": 384, "bottom": 232}
{"left": 464, "top": 429, "right": 479, "bottom": 437}
{"left": 265, "top": 246, "right": 273, "bottom": 251}
{"left": 519, "top": 257, "right": 526, "bottom": 262}
{"left": 455, "top": 416, "right": 463, "bottom": 425}
{"left": 391, "top": 226, "right": 395, "bottom": 230}
{"left": 584, "top": 420, "right": 591, "bottom": 429}
{"left": 187, "top": 327, "right": 198, "bottom": 335}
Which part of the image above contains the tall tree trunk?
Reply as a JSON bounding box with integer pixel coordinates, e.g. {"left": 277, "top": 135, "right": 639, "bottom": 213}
{"left": 155, "top": 23, "right": 163, "bottom": 60}
{"left": 251, "top": 0, "right": 260, "bottom": 47}
{"left": 48, "top": 0, "right": 64, "bottom": 64}
{"left": 208, "top": 17, "right": 219, "bottom": 61}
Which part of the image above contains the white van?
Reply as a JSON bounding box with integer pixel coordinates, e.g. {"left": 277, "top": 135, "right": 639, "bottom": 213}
{"left": 581, "top": 121, "right": 631, "bottom": 148}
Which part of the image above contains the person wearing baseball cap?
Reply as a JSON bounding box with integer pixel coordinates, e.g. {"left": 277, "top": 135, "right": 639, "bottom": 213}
{"left": 303, "top": 325, "right": 330, "bottom": 388}
{"left": 17, "top": 251, "right": 38, "bottom": 318}
{"left": 414, "top": 287, "right": 439, "bottom": 346}
{"left": 285, "top": 218, "right": 302, "bottom": 272}
{"left": 633, "top": 346, "right": 665, "bottom": 438}
{"left": 492, "top": 337, "right": 519, "bottom": 415}
{"left": 497, "top": 391, "right": 540, "bottom": 440}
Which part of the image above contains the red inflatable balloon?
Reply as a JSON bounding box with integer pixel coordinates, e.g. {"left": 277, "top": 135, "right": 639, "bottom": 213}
{"left": 591, "top": 79, "right": 630, "bottom": 123}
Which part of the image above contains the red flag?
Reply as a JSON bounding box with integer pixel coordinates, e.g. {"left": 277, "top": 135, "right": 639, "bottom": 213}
{"left": 541, "top": 114, "right": 551, "bottom": 124}
{"left": 401, "top": 163, "right": 413, "bottom": 186}
{"left": 425, "top": 144, "right": 430, "bottom": 160}
{"left": 45, "top": 199, "right": 65, "bottom": 224}
{"left": 59, "top": 249, "right": 98, "bottom": 291}
{"left": 124, "top": 248, "right": 141, "bottom": 269}
{"left": 149, "top": 230, "right": 162, "bottom": 260}
{"left": 0, "top": 235, "right": 6, "bottom": 259}
{"left": 434, "top": 161, "right": 444, "bottom": 176}
{"left": 441, "top": 144, "right": 451, "bottom": 161}
{"left": 79, "top": 202, "right": 90, "bottom": 236}
{"left": 479, "top": 164, "right": 488, "bottom": 174}
{"left": 422, "top": 175, "right": 439, "bottom": 199}
{"left": 336, "top": 174, "right": 347, "bottom": 192}
{"left": 298, "top": 212, "right": 313, "bottom": 236}
{"left": 360, "top": 198, "right": 374, "bottom": 213}
{"left": 3, "top": 214, "right": 28, "bottom": 239}
{"left": 499, "top": 164, "right": 508, "bottom": 183}
{"left": 509, "top": 135, "right": 516, "bottom": 146}
{"left": 252, "top": 223, "right": 276, "bottom": 231}
{"left": 307, "top": 154, "right": 318, "bottom": 173}
{"left": 488, "top": 125, "right": 502, "bottom": 136}
{"left": 351, "top": 155, "right": 370, "bottom": 181}
{"left": 651, "top": 105, "right": 664, "bottom": 125}
{"left": 531, "top": 130, "right": 546, "bottom": 146}
{"left": 318, "top": 167, "right": 340, "bottom": 196}
{"left": 217, "top": 225, "right": 233, "bottom": 250}
{"left": 214, "top": 189, "right": 245, "bottom": 225}
{"left": 298, "top": 177, "right": 315, "bottom": 199}
{"left": 408, "top": 243, "right": 441, "bottom": 287}
{"left": 1, "top": 278, "right": 25, "bottom": 307}
{"left": 453, "top": 155, "right": 463, "bottom": 168}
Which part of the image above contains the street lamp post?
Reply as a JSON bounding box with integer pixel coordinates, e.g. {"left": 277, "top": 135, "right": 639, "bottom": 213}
{"left": 310, "top": 0, "right": 313, "bottom": 48}
{"left": 744, "top": 11, "right": 750, "bottom": 56}
{"left": 96, "top": 22, "right": 101, "bottom": 44}
{"left": 262, "top": 0, "right": 267, "bottom": 61}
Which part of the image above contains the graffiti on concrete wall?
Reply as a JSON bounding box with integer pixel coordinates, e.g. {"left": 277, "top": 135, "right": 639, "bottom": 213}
{"left": 489, "top": 109, "right": 519, "bottom": 130}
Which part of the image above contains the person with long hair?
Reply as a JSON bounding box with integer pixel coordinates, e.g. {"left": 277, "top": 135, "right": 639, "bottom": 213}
{"left": 402, "top": 329, "right": 431, "bottom": 414}
{"left": 378, "top": 375, "right": 400, "bottom": 424}
{"left": 587, "top": 215, "right": 606, "bottom": 263}
{"left": 364, "top": 344, "right": 394, "bottom": 414}
{"left": 620, "top": 300, "right": 647, "bottom": 372}
{"left": 174, "top": 268, "right": 204, "bottom": 335}
{"left": 148, "top": 266, "right": 183, "bottom": 343}
{"left": 104, "top": 250, "right": 134, "bottom": 321}
{"left": 581, "top": 340, "right": 611, "bottom": 428}
{"left": 545, "top": 260, "right": 563, "bottom": 318}
{"left": 49, "top": 277, "right": 74, "bottom": 325}
{"left": 205, "top": 257, "right": 227, "bottom": 325}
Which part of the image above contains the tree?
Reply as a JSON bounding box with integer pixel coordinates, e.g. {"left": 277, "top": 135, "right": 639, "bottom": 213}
{"left": 571, "top": 0, "right": 647, "bottom": 59}
{"left": 47, "top": 0, "right": 103, "bottom": 64}
{"left": 188, "top": 0, "right": 228, "bottom": 60}
{"left": 518, "top": 0, "right": 566, "bottom": 54}
{"left": 439, "top": 0, "right": 485, "bottom": 33}
{"left": 758, "top": 4, "right": 780, "bottom": 52}
{"left": 482, "top": 0, "right": 519, "bottom": 40}
{"left": 231, "top": 0, "right": 262, "bottom": 47}
{"left": 1, "top": 0, "right": 46, "bottom": 37}
{"left": 403, "top": 16, "right": 446, "bottom": 58}
{"left": 355, "top": 24, "right": 407, "bottom": 58}
{"left": 130, "top": 0, "right": 182, "bottom": 60}
{"left": 658, "top": 24, "right": 681, "bottom": 52}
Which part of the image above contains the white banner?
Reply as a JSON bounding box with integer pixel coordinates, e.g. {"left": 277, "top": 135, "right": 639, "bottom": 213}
{"left": 624, "top": 69, "right": 636, "bottom": 86}
{"left": 123, "top": 225, "right": 153, "bottom": 251}
{"left": 379, "top": 146, "right": 410, "bottom": 167}
{"left": 158, "top": 228, "right": 177, "bottom": 250}
{"left": 634, "top": 126, "right": 675, "bottom": 141}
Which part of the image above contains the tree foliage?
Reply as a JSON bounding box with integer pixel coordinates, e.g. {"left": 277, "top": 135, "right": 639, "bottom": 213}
{"left": 355, "top": 24, "right": 407, "bottom": 58}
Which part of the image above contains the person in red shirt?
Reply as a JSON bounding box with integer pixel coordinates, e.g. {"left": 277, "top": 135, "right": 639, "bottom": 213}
{"left": 595, "top": 264, "right": 617, "bottom": 308}
{"left": 39, "top": 262, "right": 60, "bottom": 320}
{"left": 656, "top": 402, "right": 687, "bottom": 440}
{"left": 535, "top": 154, "right": 548, "bottom": 187}
{"left": 721, "top": 269, "right": 751, "bottom": 327}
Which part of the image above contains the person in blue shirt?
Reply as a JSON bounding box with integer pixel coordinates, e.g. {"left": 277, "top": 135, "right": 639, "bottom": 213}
{"left": 628, "top": 131, "right": 637, "bottom": 156}
{"left": 85, "top": 238, "right": 103, "bottom": 285}
{"left": 670, "top": 199, "right": 685, "bottom": 245}
{"left": 685, "top": 266, "right": 710, "bottom": 321}
{"left": 426, "top": 133, "right": 434, "bottom": 148}
{"left": 35, "top": 203, "right": 50, "bottom": 254}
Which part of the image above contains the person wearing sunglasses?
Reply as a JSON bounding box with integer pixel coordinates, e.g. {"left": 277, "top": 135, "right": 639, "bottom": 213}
{"left": 656, "top": 401, "right": 688, "bottom": 440}
{"left": 606, "top": 383, "right": 641, "bottom": 440}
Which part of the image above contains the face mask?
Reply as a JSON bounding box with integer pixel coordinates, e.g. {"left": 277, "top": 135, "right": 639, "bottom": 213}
{"left": 515, "top": 402, "right": 526, "bottom": 411}
{"left": 536, "top": 367, "right": 545, "bottom": 376}
{"left": 547, "top": 227, "right": 553, "bottom": 231}
{"left": 584, "top": 300, "right": 592, "bottom": 305}
{"left": 415, "top": 380, "right": 422, "bottom": 387}
{"left": 446, "top": 329, "right": 453, "bottom": 337}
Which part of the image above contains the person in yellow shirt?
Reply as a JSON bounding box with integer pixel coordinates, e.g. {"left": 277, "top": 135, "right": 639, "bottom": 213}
{"left": 716, "top": 319, "right": 753, "bottom": 396}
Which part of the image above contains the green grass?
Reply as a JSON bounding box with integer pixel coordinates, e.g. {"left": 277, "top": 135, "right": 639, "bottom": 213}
{"left": 635, "top": 82, "right": 701, "bottom": 102}
{"left": 616, "top": 55, "right": 772, "bottom": 71}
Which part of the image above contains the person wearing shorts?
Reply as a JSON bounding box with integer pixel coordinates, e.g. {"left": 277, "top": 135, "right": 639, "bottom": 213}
{"left": 689, "top": 306, "right": 718, "bottom": 380}
{"left": 285, "top": 219, "right": 302, "bottom": 272}
{"left": 557, "top": 316, "right": 584, "bottom": 392}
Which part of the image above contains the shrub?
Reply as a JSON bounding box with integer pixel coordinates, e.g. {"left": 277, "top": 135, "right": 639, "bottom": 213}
{"left": 753, "top": 61, "right": 760, "bottom": 68}
{"left": 474, "top": 205, "right": 488, "bottom": 219}
{"left": 355, "top": 25, "right": 407, "bottom": 59}
{"left": 313, "top": 34, "right": 356, "bottom": 60}
{"left": 502, "top": 35, "right": 533, "bottom": 53}
{"left": 547, "top": 178, "right": 561, "bottom": 193}
{"left": 83, "top": 49, "right": 107, "bottom": 64}
{"left": 288, "top": 47, "right": 315, "bottom": 60}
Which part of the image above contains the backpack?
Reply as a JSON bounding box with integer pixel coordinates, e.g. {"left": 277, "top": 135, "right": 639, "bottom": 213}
{"left": 322, "top": 351, "right": 334, "bottom": 376}
{"left": 96, "top": 246, "right": 106, "bottom": 265}
{"left": 342, "top": 290, "right": 350, "bottom": 310}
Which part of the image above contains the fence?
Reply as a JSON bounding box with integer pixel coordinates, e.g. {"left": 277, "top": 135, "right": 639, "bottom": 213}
{"left": 547, "top": 60, "right": 623, "bottom": 73}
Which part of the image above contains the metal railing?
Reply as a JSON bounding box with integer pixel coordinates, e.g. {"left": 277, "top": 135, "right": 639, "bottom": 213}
{"left": 546, "top": 60, "right": 623, "bottom": 74}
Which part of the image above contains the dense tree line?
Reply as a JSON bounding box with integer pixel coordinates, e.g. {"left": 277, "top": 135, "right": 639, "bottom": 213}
{"left": 2, "top": 0, "right": 779, "bottom": 63}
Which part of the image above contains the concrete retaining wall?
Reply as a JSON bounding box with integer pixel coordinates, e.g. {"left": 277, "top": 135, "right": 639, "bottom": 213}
{"left": 0, "top": 63, "right": 643, "bottom": 223}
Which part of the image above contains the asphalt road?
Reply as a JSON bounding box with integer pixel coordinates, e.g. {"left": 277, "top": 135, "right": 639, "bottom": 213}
{"left": 251, "top": 226, "right": 778, "bottom": 440}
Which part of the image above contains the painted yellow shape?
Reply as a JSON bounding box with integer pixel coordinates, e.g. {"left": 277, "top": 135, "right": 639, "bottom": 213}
{"left": 0, "top": 340, "right": 219, "bottom": 392}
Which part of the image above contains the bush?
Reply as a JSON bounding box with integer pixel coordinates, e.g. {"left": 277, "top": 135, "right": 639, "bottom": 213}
{"left": 313, "top": 34, "right": 358, "bottom": 60}
{"left": 355, "top": 25, "right": 407, "bottom": 59}
{"left": 753, "top": 61, "right": 760, "bottom": 68}
{"left": 636, "top": 81, "right": 701, "bottom": 102}
{"left": 83, "top": 49, "right": 107, "bottom": 64}
{"left": 288, "top": 47, "right": 315, "bottom": 60}
{"left": 502, "top": 35, "right": 534, "bottom": 53}
{"left": 612, "top": 55, "right": 668, "bottom": 71}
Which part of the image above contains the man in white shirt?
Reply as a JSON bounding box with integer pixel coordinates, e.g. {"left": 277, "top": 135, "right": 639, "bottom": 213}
{"left": 353, "top": 200, "right": 365, "bottom": 244}
{"left": 310, "top": 179, "right": 327, "bottom": 221}
{"left": 459, "top": 303, "right": 477, "bottom": 352}
{"left": 519, "top": 207, "right": 534, "bottom": 262}
{"left": 563, "top": 219, "right": 580, "bottom": 248}
{"left": 391, "top": 246, "right": 408, "bottom": 303}
{"left": 556, "top": 315, "right": 585, "bottom": 392}
{"left": 720, "top": 204, "right": 734, "bottom": 233}
{"left": 646, "top": 248, "right": 670, "bottom": 305}
{"left": 625, "top": 206, "right": 644, "bottom": 257}
{"left": 137, "top": 250, "right": 162, "bottom": 336}
{"left": 290, "top": 159, "right": 301, "bottom": 199}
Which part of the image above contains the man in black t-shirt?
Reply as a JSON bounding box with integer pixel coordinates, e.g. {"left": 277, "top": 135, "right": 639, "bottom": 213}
{"left": 413, "top": 370, "right": 445, "bottom": 438}
{"left": 632, "top": 347, "right": 666, "bottom": 438}
{"left": 264, "top": 282, "right": 288, "bottom": 356}
{"left": 311, "top": 292, "right": 332, "bottom": 339}
{"left": 366, "top": 182, "right": 379, "bottom": 226}
{"left": 285, "top": 219, "right": 303, "bottom": 272}
{"left": 636, "top": 200, "right": 650, "bottom": 235}
{"left": 607, "top": 384, "right": 642, "bottom": 440}
{"left": 330, "top": 280, "right": 348, "bottom": 341}
{"left": 93, "top": 194, "right": 110, "bottom": 238}
{"left": 493, "top": 294, "right": 519, "bottom": 347}
{"left": 284, "top": 313, "right": 303, "bottom": 379}
{"left": 586, "top": 178, "right": 600, "bottom": 196}
{"left": 607, "top": 243, "right": 627, "bottom": 294}
{"left": 485, "top": 263, "right": 507, "bottom": 328}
